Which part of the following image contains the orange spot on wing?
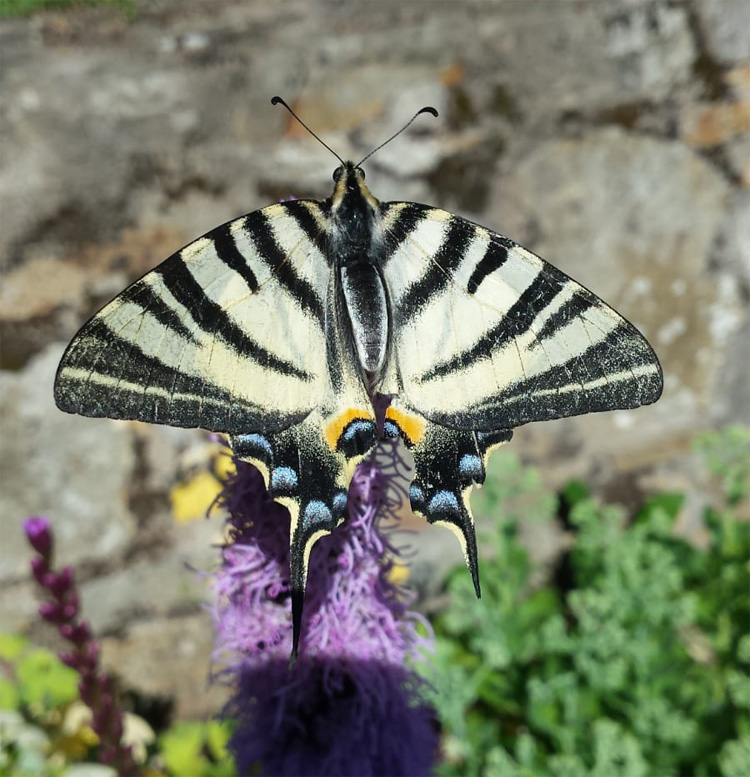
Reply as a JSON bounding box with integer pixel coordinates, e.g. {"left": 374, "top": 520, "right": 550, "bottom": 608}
{"left": 324, "top": 408, "right": 374, "bottom": 451}
{"left": 386, "top": 407, "right": 426, "bottom": 446}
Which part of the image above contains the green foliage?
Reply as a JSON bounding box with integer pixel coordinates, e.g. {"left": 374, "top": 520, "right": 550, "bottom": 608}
{"left": 159, "top": 720, "right": 235, "bottom": 777}
{"left": 0, "top": 634, "right": 80, "bottom": 775}
{"left": 693, "top": 425, "right": 750, "bottom": 507}
{"left": 422, "top": 428, "right": 750, "bottom": 777}
{"left": 0, "top": 632, "right": 235, "bottom": 775}
{"left": 0, "top": 0, "right": 134, "bottom": 20}
{"left": 0, "top": 633, "right": 79, "bottom": 714}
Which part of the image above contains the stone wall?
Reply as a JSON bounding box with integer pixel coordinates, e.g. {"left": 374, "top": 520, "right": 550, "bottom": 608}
{"left": 1, "top": 0, "right": 748, "bottom": 719}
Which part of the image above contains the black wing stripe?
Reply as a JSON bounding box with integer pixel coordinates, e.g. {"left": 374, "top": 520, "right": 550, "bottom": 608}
{"left": 466, "top": 239, "right": 511, "bottom": 294}
{"left": 382, "top": 204, "right": 425, "bottom": 257}
{"left": 242, "top": 212, "right": 325, "bottom": 327}
{"left": 54, "top": 320, "right": 305, "bottom": 432}
{"left": 210, "top": 222, "right": 259, "bottom": 293}
{"left": 283, "top": 200, "right": 329, "bottom": 259}
{"left": 155, "top": 256, "right": 312, "bottom": 380}
{"left": 420, "top": 270, "right": 567, "bottom": 382}
{"left": 398, "top": 218, "right": 474, "bottom": 322}
{"left": 119, "top": 282, "right": 198, "bottom": 343}
{"left": 495, "top": 325, "right": 661, "bottom": 408}
{"left": 426, "top": 325, "right": 662, "bottom": 430}
{"left": 534, "top": 292, "right": 598, "bottom": 343}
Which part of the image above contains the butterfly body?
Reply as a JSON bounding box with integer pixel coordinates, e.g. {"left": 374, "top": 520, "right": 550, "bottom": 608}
{"left": 55, "top": 156, "right": 663, "bottom": 655}
{"left": 333, "top": 175, "right": 390, "bottom": 384}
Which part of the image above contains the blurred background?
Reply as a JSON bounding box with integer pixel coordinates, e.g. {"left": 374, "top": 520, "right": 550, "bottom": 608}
{"left": 1, "top": 0, "right": 748, "bottom": 773}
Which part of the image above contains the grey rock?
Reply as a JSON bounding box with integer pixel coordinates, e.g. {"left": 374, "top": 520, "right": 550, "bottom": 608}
{"left": 100, "top": 612, "right": 228, "bottom": 720}
{"left": 695, "top": 0, "right": 750, "bottom": 65}
{"left": 78, "top": 516, "right": 221, "bottom": 635}
{"left": 0, "top": 579, "right": 40, "bottom": 632}
{"left": 0, "top": 346, "right": 137, "bottom": 580}
{"left": 713, "top": 189, "right": 750, "bottom": 291}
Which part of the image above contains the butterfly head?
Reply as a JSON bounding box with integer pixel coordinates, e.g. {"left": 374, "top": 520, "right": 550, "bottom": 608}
{"left": 330, "top": 161, "right": 379, "bottom": 214}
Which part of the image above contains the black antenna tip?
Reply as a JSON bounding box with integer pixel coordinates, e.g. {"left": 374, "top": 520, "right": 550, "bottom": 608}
{"left": 419, "top": 106, "right": 439, "bottom": 118}
{"left": 268, "top": 95, "right": 346, "bottom": 165}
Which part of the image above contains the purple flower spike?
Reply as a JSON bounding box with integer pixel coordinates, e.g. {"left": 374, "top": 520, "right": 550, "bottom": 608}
{"left": 212, "top": 439, "right": 438, "bottom": 776}
{"left": 30, "top": 557, "right": 49, "bottom": 584}
{"left": 24, "top": 516, "right": 141, "bottom": 776}
{"left": 38, "top": 601, "right": 62, "bottom": 623}
{"left": 24, "top": 516, "right": 52, "bottom": 559}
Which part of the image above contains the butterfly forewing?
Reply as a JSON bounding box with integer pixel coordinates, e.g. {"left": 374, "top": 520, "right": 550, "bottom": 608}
{"left": 55, "top": 201, "right": 332, "bottom": 434}
{"left": 381, "top": 205, "right": 663, "bottom": 431}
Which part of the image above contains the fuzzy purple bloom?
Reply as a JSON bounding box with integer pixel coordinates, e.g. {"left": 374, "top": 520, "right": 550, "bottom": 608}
{"left": 212, "top": 440, "right": 439, "bottom": 776}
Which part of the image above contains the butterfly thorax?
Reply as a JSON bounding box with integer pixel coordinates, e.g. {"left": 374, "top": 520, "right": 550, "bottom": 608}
{"left": 330, "top": 163, "right": 389, "bottom": 390}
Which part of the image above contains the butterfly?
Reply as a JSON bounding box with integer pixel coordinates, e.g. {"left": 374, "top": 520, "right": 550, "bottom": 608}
{"left": 54, "top": 98, "right": 663, "bottom": 655}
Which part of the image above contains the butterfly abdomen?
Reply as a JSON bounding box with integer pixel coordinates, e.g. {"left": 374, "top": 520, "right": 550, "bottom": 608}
{"left": 340, "top": 261, "right": 389, "bottom": 379}
{"left": 331, "top": 163, "right": 391, "bottom": 386}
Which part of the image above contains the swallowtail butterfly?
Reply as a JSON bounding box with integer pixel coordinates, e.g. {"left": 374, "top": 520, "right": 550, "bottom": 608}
{"left": 54, "top": 98, "right": 663, "bottom": 655}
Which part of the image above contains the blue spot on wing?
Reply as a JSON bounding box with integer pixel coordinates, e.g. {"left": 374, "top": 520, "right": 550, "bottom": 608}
{"left": 338, "top": 419, "right": 377, "bottom": 457}
{"left": 232, "top": 433, "right": 273, "bottom": 462}
{"left": 302, "top": 500, "right": 333, "bottom": 530}
{"left": 409, "top": 483, "right": 425, "bottom": 508}
{"left": 428, "top": 490, "right": 460, "bottom": 516}
{"left": 459, "top": 454, "right": 483, "bottom": 482}
{"left": 333, "top": 491, "right": 348, "bottom": 518}
{"left": 383, "top": 419, "right": 400, "bottom": 439}
{"left": 270, "top": 466, "right": 298, "bottom": 493}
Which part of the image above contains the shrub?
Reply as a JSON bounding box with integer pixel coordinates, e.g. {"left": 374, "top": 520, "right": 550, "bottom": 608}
{"left": 420, "top": 427, "right": 750, "bottom": 777}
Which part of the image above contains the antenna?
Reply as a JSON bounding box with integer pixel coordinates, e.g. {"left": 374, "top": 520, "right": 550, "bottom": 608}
{"left": 356, "top": 106, "right": 438, "bottom": 167}
{"left": 271, "top": 96, "right": 345, "bottom": 165}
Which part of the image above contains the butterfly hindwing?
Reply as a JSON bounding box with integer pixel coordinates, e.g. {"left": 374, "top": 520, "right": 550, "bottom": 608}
{"left": 386, "top": 400, "right": 513, "bottom": 596}
{"left": 380, "top": 203, "right": 663, "bottom": 431}
{"left": 231, "top": 403, "right": 374, "bottom": 651}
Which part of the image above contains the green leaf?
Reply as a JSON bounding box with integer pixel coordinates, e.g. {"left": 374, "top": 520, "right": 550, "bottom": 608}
{"left": 0, "top": 677, "right": 21, "bottom": 710}
{"left": 0, "top": 0, "right": 135, "bottom": 20}
{"left": 719, "top": 736, "right": 750, "bottom": 777}
{"left": 422, "top": 428, "right": 750, "bottom": 776}
{"left": 16, "top": 648, "right": 78, "bottom": 710}
{"left": 561, "top": 479, "right": 589, "bottom": 507}
{"left": 159, "top": 720, "right": 235, "bottom": 777}
{"left": 0, "top": 632, "right": 28, "bottom": 663}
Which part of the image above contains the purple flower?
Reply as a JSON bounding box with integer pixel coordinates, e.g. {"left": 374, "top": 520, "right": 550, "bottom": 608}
{"left": 24, "top": 516, "right": 140, "bottom": 776}
{"left": 212, "top": 439, "right": 439, "bottom": 776}
{"left": 24, "top": 515, "right": 53, "bottom": 559}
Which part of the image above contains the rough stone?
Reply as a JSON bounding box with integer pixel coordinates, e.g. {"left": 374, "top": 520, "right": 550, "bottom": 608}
{"left": 713, "top": 189, "right": 750, "bottom": 292}
{"left": 695, "top": 0, "right": 750, "bottom": 65}
{"left": 681, "top": 100, "right": 750, "bottom": 148}
{"left": 100, "top": 612, "right": 228, "bottom": 720}
{"left": 0, "top": 346, "right": 137, "bottom": 580}
{"left": 78, "top": 517, "right": 221, "bottom": 636}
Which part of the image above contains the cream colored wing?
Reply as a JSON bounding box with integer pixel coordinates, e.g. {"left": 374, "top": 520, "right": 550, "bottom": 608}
{"left": 380, "top": 203, "right": 663, "bottom": 430}
{"left": 55, "top": 200, "right": 333, "bottom": 434}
